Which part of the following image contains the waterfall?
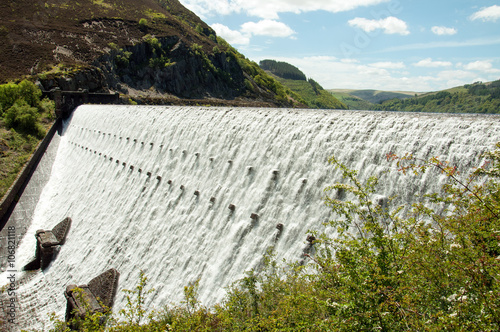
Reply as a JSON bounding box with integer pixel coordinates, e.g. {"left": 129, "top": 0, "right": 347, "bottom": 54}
{"left": 2, "top": 105, "right": 499, "bottom": 330}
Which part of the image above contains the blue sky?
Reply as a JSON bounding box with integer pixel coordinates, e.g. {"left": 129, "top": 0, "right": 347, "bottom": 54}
{"left": 178, "top": 0, "right": 500, "bottom": 92}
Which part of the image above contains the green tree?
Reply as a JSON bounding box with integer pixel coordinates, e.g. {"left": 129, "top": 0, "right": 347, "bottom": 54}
{"left": 4, "top": 99, "right": 43, "bottom": 136}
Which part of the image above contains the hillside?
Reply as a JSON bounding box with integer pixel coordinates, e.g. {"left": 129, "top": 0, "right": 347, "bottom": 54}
{"left": 260, "top": 59, "right": 347, "bottom": 109}
{"left": 0, "top": 0, "right": 301, "bottom": 107}
{"left": 376, "top": 80, "right": 500, "bottom": 113}
{"left": 328, "top": 90, "right": 377, "bottom": 110}
{"left": 328, "top": 89, "right": 419, "bottom": 109}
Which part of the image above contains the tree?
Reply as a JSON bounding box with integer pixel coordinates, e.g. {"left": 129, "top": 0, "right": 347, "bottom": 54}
{"left": 4, "top": 99, "right": 42, "bottom": 136}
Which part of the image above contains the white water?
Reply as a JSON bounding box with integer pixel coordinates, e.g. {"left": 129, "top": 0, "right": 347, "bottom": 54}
{"left": 3, "top": 105, "right": 500, "bottom": 330}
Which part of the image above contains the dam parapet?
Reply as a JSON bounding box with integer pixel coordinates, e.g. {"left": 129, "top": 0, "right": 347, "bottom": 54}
{"left": 42, "top": 88, "right": 120, "bottom": 119}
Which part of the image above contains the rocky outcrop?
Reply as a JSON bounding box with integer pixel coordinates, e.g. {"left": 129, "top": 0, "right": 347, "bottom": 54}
{"left": 38, "top": 68, "right": 108, "bottom": 93}
{"left": 36, "top": 36, "right": 255, "bottom": 103}
{"left": 97, "top": 36, "right": 247, "bottom": 99}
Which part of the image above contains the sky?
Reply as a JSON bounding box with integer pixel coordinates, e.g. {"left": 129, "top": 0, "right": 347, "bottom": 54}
{"left": 178, "top": 0, "right": 500, "bottom": 92}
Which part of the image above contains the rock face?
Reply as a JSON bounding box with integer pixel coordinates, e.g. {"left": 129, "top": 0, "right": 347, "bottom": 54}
{"left": 97, "top": 36, "right": 247, "bottom": 99}
{"left": 23, "top": 217, "right": 71, "bottom": 271}
{"left": 37, "top": 37, "right": 247, "bottom": 100}
{"left": 64, "top": 268, "right": 120, "bottom": 325}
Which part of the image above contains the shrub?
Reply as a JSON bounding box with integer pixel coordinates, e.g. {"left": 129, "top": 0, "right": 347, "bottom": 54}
{"left": 4, "top": 100, "right": 43, "bottom": 136}
{"left": 0, "top": 80, "right": 42, "bottom": 110}
{"left": 38, "top": 97, "right": 55, "bottom": 114}
{"left": 138, "top": 18, "right": 148, "bottom": 29}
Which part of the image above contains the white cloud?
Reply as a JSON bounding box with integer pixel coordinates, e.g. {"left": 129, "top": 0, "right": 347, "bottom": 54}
{"left": 241, "top": 20, "right": 295, "bottom": 38}
{"left": 378, "top": 36, "right": 500, "bottom": 53}
{"left": 250, "top": 55, "right": 500, "bottom": 92}
{"left": 211, "top": 20, "right": 295, "bottom": 46}
{"left": 414, "top": 58, "right": 453, "bottom": 68}
{"left": 348, "top": 17, "right": 410, "bottom": 35}
{"left": 470, "top": 5, "right": 500, "bottom": 22}
{"left": 431, "top": 26, "right": 457, "bottom": 36}
{"left": 259, "top": 56, "right": 436, "bottom": 91}
{"left": 211, "top": 23, "right": 250, "bottom": 45}
{"left": 370, "top": 61, "right": 405, "bottom": 69}
{"left": 341, "top": 58, "right": 360, "bottom": 64}
{"left": 437, "top": 70, "right": 477, "bottom": 83}
{"left": 180, "top": 0, "right": 390, "bottom": 19}
{"left": 462, "top": 60, "right": 500, "bottom": 73}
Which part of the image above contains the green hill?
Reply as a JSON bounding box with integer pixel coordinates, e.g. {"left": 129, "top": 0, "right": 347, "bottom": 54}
{"left": 327, "top": 89, "right": 419, "bottom": 110}
{"left": 328, "top": 90, "right": 377, "bottom": 110}
{"left": 376, "top": 80, "right": 500, "bottom": 114}
{"left": 260, "top": 59, "right": 347, "bottom": 109}
{"left": 349, "top": 89, "right": 418, "bottom": 104}
{"left": 259, "top": 60, "right": 307, "bottom": 81}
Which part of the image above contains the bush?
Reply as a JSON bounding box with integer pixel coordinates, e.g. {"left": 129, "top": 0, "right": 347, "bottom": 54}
{"left": 4, "top": 100, "right": 43, "bottom": 136}
{"left": 0, "top": 80, "right": 43, "bottom": 111}
{"left": 18, "top": 79, "right": 42, "bottom": 106}
{"left": 139, "top": 18, "right": 148, "bottom": 29}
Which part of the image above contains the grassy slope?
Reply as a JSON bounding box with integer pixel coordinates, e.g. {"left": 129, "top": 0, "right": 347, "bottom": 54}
{"left": 272, "top": 76, "right": 347, "bottom": 109}
{"left": 329, "top": 90, "right": 376, "bottom": 110}
{"left": 350, "top": 89, "right": 419, "bottom": 103}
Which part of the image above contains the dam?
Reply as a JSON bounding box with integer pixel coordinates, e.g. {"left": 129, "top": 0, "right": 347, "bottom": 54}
{"left": 1, "top": 105, "right": 499, "bottom": 330}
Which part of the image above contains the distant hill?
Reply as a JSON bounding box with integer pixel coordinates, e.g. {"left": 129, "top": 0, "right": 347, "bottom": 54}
{"left": 328, "top": 89, "right": 419, "bottom": 109}
{"left": 260, "top": 59, "right": 347, "bottom": 109}
{"left": 328, "top": 90, "right": 377, "bottom": 110}
{"left": 349, "top": 90, "right": 418, "bottom": 104}
{"left": 376, "top": 80, "right": 500, "bottom": 114}
{"left": 0, "top": 0, "right": 301, "bottom": 107}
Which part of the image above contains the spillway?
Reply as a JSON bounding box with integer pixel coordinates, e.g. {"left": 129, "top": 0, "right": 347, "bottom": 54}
{"left": 1, "top": 105, "right": 499, "bottom": 330}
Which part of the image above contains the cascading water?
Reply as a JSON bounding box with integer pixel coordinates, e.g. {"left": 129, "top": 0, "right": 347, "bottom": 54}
{"left": 2, "top": 105, "right": 499, "bottom": 330}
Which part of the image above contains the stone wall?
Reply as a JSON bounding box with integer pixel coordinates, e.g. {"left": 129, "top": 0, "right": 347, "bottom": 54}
{"left": 0, "top": 119, "right": 62, "bottom": 228}
{"left": 42, "top": 89, "right": 120, "bottom": 118}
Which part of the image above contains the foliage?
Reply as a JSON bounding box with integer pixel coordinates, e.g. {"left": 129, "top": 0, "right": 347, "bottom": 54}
{"left": 273, "top": 76, "right": 347, "bottom": 109}
{"left": 138, "top": 18, "right": 148, "bottom": 29}
{"left": 259, "top": 59, "right": 307, "bottom": 81}
{"left": 115, "top": 50, "right": 133, "bottom": 69}
{"left": 0, "top": 80, "right": 54, "bottom": 200}
{"left": 47, "top": 287, "right": 111, "bottom": 332}
{"left": 0, "top": 80, "right": 49, "bottom": 136}
{"left": 119, "top": 270, "right": 156, "bottom": 326}
{"left": 143, "top": 35, "right": 161, "bottom": 51}
{"left": 0, "top": 129, "right": 39, "bottom": 198}
{"left": 377, "top": 80, "right": 500, "bottom": 114}
{"left": 4, "top": 100, "right": 42, "bottom": 135}
{"left": 148, "top": 56, "right": 172, "bottom": 69}
{"left": 0, "top": 80, "right": 41, "bottom": 114}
